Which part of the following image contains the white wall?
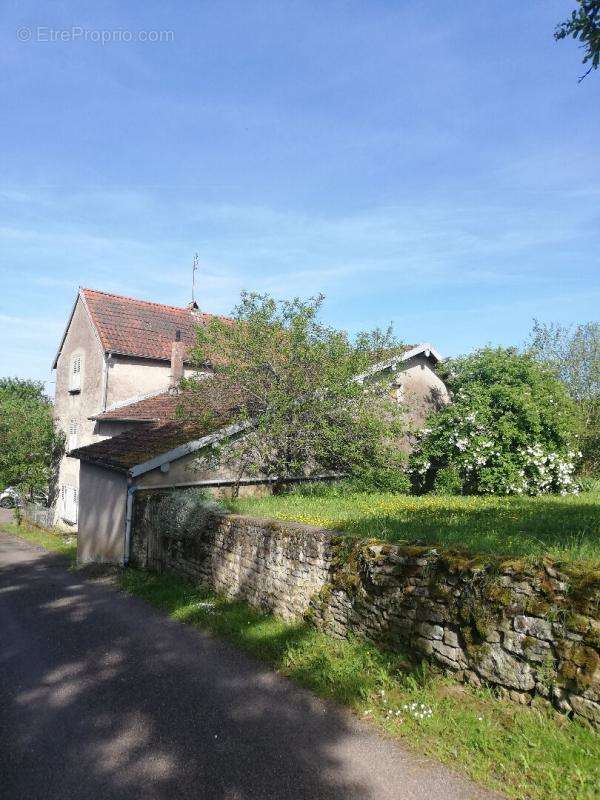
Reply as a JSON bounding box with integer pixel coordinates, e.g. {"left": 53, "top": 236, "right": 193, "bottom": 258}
{"left": 77, "top": 462, "right": 128, "bottom": 563}
{"left": 54, "top": 299, "right": 106, "bottom": 526}
{"left": 105, "top": 355, "right": 196, "bottom": 406}
{"left": 393, "top": 355, "right": 449, "bottom": 430}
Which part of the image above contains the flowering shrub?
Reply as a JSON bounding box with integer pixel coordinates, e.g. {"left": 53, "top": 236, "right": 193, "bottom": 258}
{"left": 410, "top": 348, "right": 581, "bottom": 496}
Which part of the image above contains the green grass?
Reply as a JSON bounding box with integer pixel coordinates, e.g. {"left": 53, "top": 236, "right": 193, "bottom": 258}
{"left": 228, "top": 488, "right": 600, "bottom": 566}
{"left": 0, "top": 521, "right": 77, "bottom": 561}
{"left": 118, "top": 568, "right": 600, "bottom": 800}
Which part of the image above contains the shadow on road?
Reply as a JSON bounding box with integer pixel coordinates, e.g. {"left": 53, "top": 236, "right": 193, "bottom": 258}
{"left": 0, "top": 539, "right": 383, "bottom": 800}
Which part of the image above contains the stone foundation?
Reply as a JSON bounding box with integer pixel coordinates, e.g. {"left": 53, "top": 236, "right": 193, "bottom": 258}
{"left": 131, "top": 491, "right": 600, "bottom": 726}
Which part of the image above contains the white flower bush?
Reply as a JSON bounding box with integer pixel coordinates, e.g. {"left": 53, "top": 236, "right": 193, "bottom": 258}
{"left": 409, "top": 348, "right": 580, "bottom": 496}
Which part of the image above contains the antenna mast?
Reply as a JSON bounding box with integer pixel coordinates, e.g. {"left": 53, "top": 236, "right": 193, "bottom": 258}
{"left": 191, "top": 252, "right": 199, "bottom": 305}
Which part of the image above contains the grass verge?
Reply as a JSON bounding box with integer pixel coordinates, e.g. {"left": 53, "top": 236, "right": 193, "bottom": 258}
{"left": 119, "top": 567, "right": 599, "bottom": 800}
{"left": 0, "top": 522, "right": 77, "bottom": 561}
{"left": 228, "top": 489, "right": 600, "bottom": 567}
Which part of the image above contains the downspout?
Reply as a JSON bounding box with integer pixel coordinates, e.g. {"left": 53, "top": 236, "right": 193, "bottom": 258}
{"left": 123, "top": 476, "right": 136, "bottom": 566}
{"left": 101, "top": 352, "right": 112, "bottom": 411}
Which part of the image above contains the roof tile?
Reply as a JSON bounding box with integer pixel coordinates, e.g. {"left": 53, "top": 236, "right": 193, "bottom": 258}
{"left": 91, "top": 391, "right": 185, "bottom": 422}
{"left": 81, "top": 288, "right": 231, "bottom": 362}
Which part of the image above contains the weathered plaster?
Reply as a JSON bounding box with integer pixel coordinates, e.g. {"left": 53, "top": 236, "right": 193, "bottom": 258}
{"left": 77, "top": 462, "right": 128, "bottom": 563}
{"left": 53, "top": 298, "right": 106, "bottom": 525}
{"left": 105, "top": 356, "right": 195, "bottom": 406}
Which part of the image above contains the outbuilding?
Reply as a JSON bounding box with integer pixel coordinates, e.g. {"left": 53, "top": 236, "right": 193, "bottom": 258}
{"left": 71, "top": 343, "right": 448, "bottom": 564}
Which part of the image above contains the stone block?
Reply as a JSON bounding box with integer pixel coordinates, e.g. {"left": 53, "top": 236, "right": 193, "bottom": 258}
{"left": 414, "top": 636, "right": 434, "bottom": 656}
{"left": 443, "top": 629, "right": 460, "bottom": 648}
{"left": 475, "top": 644, "right": 535, "bottom": 691}
{"left": 514, "top": 615, "right": 553, "bottom": 641}
{"left": 503, "top": 631, "right": 552, "bottom": 663}
{"left": 417, "top": 622, "right": 444, "bottom": 640}
{"left": 431, "top": 639, "right": 466, "bottom": 667}
{"left": 569, "top": 694, "right": 600, "bottom": 724}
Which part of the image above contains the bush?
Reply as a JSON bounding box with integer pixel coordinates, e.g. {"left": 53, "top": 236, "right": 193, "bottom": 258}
{"left": 410, "top": 348, "right": 580, "bottom": 496}
{"left": 142, "top": 488, "right": 223, "bottom": 538}
{"left": 347, "top": 465, "right": 411, "bottom": 494}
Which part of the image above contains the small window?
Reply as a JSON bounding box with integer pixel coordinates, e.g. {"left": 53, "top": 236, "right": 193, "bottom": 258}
{"left": 68, "top": 419, "right": 78, "bottom": 452}
{"left": 69, "top": 354, "right": 82, "bottom": 392}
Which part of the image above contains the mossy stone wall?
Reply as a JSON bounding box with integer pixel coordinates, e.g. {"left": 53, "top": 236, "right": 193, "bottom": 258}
{"left": 131, "top": 491, "right": 600, "bottom": 726}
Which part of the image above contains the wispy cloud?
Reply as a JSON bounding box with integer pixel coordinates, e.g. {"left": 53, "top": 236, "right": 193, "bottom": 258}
{"left": 1, "top": 180, "right": 598, "bottom": 384}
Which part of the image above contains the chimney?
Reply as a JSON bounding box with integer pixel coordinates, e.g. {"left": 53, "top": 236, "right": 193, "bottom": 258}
{"left": 170, "top": 329, "right": 185, "bottom": 387}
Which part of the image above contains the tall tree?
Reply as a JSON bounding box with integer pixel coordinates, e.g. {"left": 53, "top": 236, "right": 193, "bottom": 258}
{"left": 186, "top": 292, "right": 407, "bottom": 494}
{"left": 528, "top": 321, "right": 600, "bottom": 474}
{"left": 555, "top": 1, "right": 600, "bottom": 80}
{"left": 0, "top": 378, "right": 64, "bottom": 503}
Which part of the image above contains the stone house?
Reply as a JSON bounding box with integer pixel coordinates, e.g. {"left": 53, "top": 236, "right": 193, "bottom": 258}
{"left": 52, "top": 287, "right": 225, "bottom": 527}
{"left": 52, "top": 286, "right": 448, "bottom": 555}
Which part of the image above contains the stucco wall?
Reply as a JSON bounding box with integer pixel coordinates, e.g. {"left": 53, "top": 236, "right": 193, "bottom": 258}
{"left": 394, "top": 355, "right": 449, "bottom": 429}
{"left": 136, "top": 442, "right": 245, "bottom": 490}
{"left": 131, "top": 495, "right": 600, "bottom": 726}
{"left": 105, "top": 356, "right": 196, "bottom": 406}
{"left": 77, "top": 462, "right": 127, "bottom": 563}
{"left": 54, "top": 299, "right": 107, "bottom": 524}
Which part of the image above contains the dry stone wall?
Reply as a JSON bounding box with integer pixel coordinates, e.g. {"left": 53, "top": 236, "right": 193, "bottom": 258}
{"left": 131, "top": 491, "right": 600, "bottom": 726}
{"left": 131, "top": 495, "right": 332, "bottom": 620}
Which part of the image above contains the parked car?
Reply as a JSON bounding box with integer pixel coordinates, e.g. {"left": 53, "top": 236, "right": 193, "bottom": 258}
{"left": 0, "top": 487, "right": 49, "bottom": 508}
{"left": 0, "top": 487, "right": 21, "bottom": 508}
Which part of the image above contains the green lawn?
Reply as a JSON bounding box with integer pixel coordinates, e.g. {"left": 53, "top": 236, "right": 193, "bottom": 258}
{"left": 228, "top": 488, "right": 600, "bottom": 566}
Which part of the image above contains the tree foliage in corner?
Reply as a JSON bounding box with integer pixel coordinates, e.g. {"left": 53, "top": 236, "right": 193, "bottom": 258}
{"left": 186, "top": 292, "right": 408, "bottom": 493}
{"left": 409, "top": 348, "right": 579, "bottom": 496}
{"left": 555, "top": 1, "right": 600, "bottom": 80}
{"left": 0, "top": 378, "right": 64, "bottom": 502}
{"left": 528, "top": 320, "right": 599, "bottom": 475}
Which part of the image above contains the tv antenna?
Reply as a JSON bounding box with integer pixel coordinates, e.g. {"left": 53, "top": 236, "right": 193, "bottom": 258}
{"left": 191, "top": 252, "right": 199, "bottom": 306}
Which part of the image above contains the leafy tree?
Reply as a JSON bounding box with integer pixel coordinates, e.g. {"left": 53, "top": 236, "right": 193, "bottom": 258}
{"left": 527, "top": 320, "right": 599, "bottom": 474}
{"left": 186, "top": 292, "right": 408, "bottom": 494}
{"left": 555, "top": 1, "right": 600, "bottom": 80}
{"left": 409, "top": 348, "right": 579, "bottom": 496}
{"left": 0, "top": 378, "right": 64, "bottom": 503}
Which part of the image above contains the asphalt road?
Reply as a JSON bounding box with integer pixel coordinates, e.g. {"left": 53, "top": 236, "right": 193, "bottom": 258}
{"left": 0, "top": 532, "right": 498, "bottom": 800}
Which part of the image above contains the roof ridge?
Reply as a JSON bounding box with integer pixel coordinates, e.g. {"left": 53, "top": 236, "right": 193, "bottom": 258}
{"left": 80, "top": 287, "right": 232, "bottom": 320}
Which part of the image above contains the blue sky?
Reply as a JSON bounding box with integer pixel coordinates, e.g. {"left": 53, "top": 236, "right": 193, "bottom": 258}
{"left": 1, "top": 1, "right": 598, "bottom": 391}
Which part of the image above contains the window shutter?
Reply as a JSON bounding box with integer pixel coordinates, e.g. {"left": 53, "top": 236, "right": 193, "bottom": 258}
{"left": 70, "top": 355, "right": 82, "bottom": 391}
{"left": 68, "top": 419, "right": 78, "bottom": 452}
{"left": 61, "top": 485, "right": 78, "bottom": 524}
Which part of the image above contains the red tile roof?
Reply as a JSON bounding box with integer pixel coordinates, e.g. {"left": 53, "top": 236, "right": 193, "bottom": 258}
{"left": 90, "top": 391, "right": 183, "bottom": 422}
{"left": 71, "top": 420, "right": 212, "bottom": 471}
{"left": 69, "top": 384, "right": 248, "bottom": 472}
{"left": 80, "top": 288, "right": 231, "bottom": 362}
